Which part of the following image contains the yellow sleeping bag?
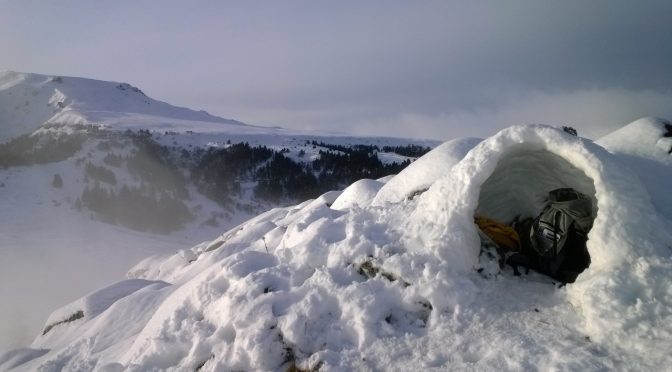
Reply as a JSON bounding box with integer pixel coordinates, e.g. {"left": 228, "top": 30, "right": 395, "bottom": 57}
{"left": 474, "top": 215, "right": 520, "bottom": 252}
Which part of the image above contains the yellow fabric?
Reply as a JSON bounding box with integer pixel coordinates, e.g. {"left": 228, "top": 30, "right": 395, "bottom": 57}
{"left": 474, "top": 215, "right": 520, "bottom": 251}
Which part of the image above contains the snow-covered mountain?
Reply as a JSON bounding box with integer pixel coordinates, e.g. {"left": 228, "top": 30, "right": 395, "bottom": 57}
{"left": 0, "top": 70, "right": 248, "bottom": 143}
{"left": 3, "top": 116, "right": 671, "bottom": 371}
{"left": 0, "top": 71, "right": 438, "bottom": 354}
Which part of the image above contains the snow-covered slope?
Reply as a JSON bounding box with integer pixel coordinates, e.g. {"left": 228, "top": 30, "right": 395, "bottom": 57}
{"left": 0, "top": 71, "right": 251, "bottom": 143}
{"left": 0, "top": 71, "right": 441, "bottom": 354}
{"left": 0, "top": 71, "right": 440, "bottom": 154}
{"left": 596, "top": 117, "right": 672, "bottom": 222}
{"left": 6, "top": 121, "right": 671, "bottom": 371}
{"left": 1, "top": 71, "right": 438, "bottom": 144}
{"left": 596, "top": 117, "right": 672, "bottom": 165}
{"left": 0, "top": 159, "right": 213, "bottom": 355}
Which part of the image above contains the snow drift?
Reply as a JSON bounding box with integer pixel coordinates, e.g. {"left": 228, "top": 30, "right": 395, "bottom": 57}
{"left": 4, "top": 121, "right": 672, "bottom": 371}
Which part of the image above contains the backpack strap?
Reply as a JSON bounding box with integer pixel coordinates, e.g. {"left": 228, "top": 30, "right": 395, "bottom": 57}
{"left": 552, "top": 211, "right": 561, "bottom": 257}
{"left": 505, "top": 252, "right": 533, "bottom": 276}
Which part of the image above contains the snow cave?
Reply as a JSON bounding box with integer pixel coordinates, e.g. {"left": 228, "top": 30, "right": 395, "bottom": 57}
{"left": 475, "top": 143, "right": 597, "bottom": 280}
{"left": 476, "top": 144, "right": 597, "bottom": 224}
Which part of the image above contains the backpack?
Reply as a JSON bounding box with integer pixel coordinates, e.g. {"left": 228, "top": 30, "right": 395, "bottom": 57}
{"left": 529, "top": 188, "right": 593, "bottom": 257}
{"left": 508, "top": 188, "right": 593, "bottom": 283}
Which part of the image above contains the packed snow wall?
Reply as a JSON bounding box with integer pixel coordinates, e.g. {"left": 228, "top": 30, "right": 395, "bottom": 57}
{"left": 476, "top": 144, "right": 597, "bottom": 223}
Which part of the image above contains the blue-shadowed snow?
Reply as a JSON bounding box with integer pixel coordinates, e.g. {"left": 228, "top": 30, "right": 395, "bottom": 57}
{"left": 5, "top": 121, "right": 671, "bottom": 371}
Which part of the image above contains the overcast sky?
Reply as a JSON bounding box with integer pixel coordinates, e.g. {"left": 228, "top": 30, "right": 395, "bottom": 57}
{"left": 2, "top": 0, "right": 671, "bottom": 140}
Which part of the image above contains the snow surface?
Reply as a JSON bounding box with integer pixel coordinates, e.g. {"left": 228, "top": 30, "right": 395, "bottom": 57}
{"left": 372, "top": 137, "right": 482, "bottom": 206}
{"left": 331, "top": 179, "right": 384, "bottom": 211}
{"left": 0, "top": 70, "right": 439, "bottom": 354}
{"left": 5, "top": 121, "right": 671, "bottom": 371}
{"left": 596, "top": 117, "right": 672, "bottom": 222}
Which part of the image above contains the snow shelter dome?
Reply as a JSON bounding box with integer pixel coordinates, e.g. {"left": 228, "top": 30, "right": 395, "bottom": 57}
{"left": 405, "top": 123, "right": 672, "bottom": 352}
{"left": 406, "top": 123, "right": 672, "bottom": 349}
{"left": 408, "top": 124, "right": 667, "bottom": 276}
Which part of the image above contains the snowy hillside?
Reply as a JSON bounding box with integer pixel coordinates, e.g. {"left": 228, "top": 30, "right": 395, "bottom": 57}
{"left": 0, "top": 70, "right": 440, "bottom": 143}
{"left": 0, "top": 70, "right": 247, "bottom": 143}
{"left": 0, "top": 71, "right": 439, "bottom": 354}
{"left": 4, "top": 120, "right": 671, "bottom": 371}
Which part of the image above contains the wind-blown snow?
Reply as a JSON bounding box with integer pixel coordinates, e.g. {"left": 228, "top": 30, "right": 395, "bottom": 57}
{"left": 5, "top": 121, "right": 671, "bottom": 371}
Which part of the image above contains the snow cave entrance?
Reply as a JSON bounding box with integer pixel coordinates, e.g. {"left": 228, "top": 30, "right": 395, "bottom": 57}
{"left": 475, "top": 145, "right": 597, "bottom": 280}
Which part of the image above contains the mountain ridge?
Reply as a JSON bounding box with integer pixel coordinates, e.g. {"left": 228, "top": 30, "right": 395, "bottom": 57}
{"left": 0, "top": 70, "right": 251, "bottom": 144}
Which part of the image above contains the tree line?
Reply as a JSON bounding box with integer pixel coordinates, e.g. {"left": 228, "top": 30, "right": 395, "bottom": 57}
{"left": 309, "top": 140, "right": 431, "bottom": 158}
{"left": 15, "top": 129, "right": 424, "bottom": 233}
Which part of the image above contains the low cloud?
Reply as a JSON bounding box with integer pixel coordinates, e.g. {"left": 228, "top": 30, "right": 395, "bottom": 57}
{"left": 334, "top": 88, "right": 672, "bottom": 141}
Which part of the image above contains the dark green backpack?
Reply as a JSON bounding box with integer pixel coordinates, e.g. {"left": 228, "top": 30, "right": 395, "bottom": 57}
{"left": 530, "top": 188, "right": 593, "bottom": 258}
{"left": 508, "top": 188, "right": 593, "bottom": 283}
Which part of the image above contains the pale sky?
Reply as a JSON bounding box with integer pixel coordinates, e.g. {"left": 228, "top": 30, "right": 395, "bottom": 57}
{"left": 2, "top": 0, "right": 672, "bottom": 140}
